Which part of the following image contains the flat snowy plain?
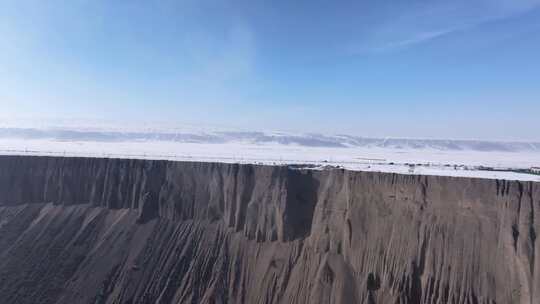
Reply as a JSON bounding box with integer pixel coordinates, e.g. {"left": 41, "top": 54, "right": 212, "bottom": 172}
{"left": 0, "top": 121, "right": 539, "bottom": 181}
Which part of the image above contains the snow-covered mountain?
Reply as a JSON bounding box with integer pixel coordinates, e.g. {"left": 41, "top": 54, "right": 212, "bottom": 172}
{"left": 0, "top": 126, "right": 538, "bottom": 152}
{"left": 1, "top": 121, "right": 540, "bottom": 181}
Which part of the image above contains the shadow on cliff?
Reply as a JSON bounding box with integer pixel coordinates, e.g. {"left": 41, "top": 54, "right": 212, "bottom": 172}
{"left": 283, "top": 169, "right": 319, "bottom": 241}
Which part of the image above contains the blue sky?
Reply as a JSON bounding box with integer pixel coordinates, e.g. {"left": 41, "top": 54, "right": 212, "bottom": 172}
{"left": 1, "top": 0, "right": 539, "bottom": 141}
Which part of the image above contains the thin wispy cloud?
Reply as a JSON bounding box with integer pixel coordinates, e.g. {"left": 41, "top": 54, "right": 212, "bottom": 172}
{"left": 349, "top": 0, "right": 540, "bottom": 53}
{"left": 369, "top": 28, "right": 461, "bottom": 52}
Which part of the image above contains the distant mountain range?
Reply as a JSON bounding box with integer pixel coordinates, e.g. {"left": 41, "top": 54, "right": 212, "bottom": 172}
{"left": 1, "top": 127, "right": 539, "bottom": 152}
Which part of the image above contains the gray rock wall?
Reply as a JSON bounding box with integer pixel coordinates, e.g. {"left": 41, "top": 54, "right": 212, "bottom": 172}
{"left": 0, "top": 155, "right": 538, "bottom": 303}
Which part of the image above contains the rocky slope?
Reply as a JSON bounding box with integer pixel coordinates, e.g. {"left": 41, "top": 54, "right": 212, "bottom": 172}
{"left": 0, "top": 155, "right": 538, "bottom": 304}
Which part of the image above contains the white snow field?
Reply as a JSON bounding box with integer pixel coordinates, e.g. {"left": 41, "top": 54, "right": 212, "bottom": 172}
{"left": 0, "top": 122, "right": 539, "bottom": 181}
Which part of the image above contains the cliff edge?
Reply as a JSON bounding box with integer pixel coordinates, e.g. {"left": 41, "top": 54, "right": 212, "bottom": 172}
{"left": 0, "top": 155, "right": 538, "bottom": 304}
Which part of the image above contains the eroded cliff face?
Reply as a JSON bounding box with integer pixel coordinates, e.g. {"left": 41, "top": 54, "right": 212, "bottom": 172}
{"left": 0, "top": 155, "right": 538, "bottom": 304}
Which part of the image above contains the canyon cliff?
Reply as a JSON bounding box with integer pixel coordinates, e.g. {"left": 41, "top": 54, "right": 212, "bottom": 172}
{"left": 0, "top": 155, "right": 538, "bottom": 304}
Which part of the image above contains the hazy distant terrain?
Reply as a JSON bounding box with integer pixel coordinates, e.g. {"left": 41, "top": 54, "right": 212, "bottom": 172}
{"left": 1, "top": 126, "right": 539, "bottom": 152}
{"left": 1, "top": 123, "right": 539, "bottom": 181}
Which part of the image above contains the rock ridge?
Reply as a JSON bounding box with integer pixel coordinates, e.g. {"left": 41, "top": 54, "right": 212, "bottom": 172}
{"left": 0, "top": 155, "right": 538, "bottom": 304}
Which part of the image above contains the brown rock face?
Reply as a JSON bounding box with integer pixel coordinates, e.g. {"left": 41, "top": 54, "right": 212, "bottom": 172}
{"left": 0, "top": 155, "right": 538, "bottom": 304}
